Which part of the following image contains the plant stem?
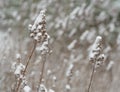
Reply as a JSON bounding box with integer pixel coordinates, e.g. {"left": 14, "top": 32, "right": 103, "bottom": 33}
{"left": 87, "top": 63, "right": 96, "bottom": 92}
{"left": 37, "top": 55, "right": 46, "bottom": 92}
{"left": 16, "top": 40, "right": 37, "bottom": 92}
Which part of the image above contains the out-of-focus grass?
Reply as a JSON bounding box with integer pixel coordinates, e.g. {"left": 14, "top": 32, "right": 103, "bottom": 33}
{"left": 0, "top": 0, "right": 120, "bottom": 92}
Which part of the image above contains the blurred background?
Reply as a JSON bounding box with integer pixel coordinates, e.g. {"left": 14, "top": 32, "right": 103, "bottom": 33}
{"left": 0, "top": 0, "right": 120, "bottom": 92}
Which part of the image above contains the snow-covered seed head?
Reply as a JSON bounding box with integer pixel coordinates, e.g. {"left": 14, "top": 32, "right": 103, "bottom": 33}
{"left": 29, "top": 9, "right": 49, "bottom": 43}
{"left": 89, "top": 36, "right": 105, "bottom": 68}
{"left": 28, "top": 10, "right": 51, "bottom": 54}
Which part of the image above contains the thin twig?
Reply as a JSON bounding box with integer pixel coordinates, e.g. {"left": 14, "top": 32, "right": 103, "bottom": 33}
{"left": 87, "top": 63, "right": 96, "bottom": 92}
{"left": 16, "top": 40, "right": 37, "bottom": 92}
{"left": 37, "top": 55, "right": 46, "bottom": 92}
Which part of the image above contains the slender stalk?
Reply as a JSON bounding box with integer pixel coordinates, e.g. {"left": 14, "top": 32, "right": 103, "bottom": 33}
{"left": 87, "top": 63, "right": 96, "bottom": 92}
{"left": 24, "top": 40, "right": 37, "bottom": 75}
{"left": 37, "top": 55, "right": 46, "bottom": 92}
{"left": 16, "top": 40, "right": 37, "bottom": 92}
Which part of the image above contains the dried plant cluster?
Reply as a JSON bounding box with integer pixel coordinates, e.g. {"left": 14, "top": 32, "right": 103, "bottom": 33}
{"left": 88, "top": 36, "right": 105, "bottom": 92}
{"left": 11, "top": 10, "right": 51, "bottom": 92}
{"left": 29, "top": 10, "right": 50, "bottom": 54}
{"left": 89, "top": 36, "right": 105, "bottom": 68}
{"left": 0, "top": 0, "right": 120, "bottom": 92}
{"left": 29, "top": 10, "right": 49, "bottom": 42}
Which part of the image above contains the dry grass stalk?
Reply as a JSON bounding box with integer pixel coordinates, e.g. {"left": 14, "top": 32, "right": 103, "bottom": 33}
{"left": 37, "top": 55, "right": 46, "bottom": 92}
{"left": 15, "top": 40, "right": 37, "bottom": 92}
{"left": 87, "top": 36, "right": 105, "bottom": 92}
{"left": 13, "top": 9, "right": 50, "bottom": 92}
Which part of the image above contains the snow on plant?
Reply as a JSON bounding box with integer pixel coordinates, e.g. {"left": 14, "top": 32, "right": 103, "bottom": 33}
{"left": 23, "top": 85, "right": 31, "bottom": 92}
{"left": 2, "top": 0, "right": 119, "bottom": 91}
{"left": 11, "top": 9, "right": 51, "bottom": 92}
{"left": 11, "top": 53, "right": 30, "bottom": 92}
{"left": 87, "top": 36, "right": 105, "bottom": 92}
{"left": 89, "top": 36, "right": 105, "bottom": 68}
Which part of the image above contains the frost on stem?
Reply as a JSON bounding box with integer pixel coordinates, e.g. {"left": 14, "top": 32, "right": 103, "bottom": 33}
{"left": 89, "top": 36, "right": 105, "bottom": 68}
